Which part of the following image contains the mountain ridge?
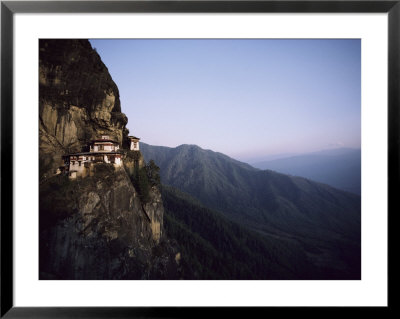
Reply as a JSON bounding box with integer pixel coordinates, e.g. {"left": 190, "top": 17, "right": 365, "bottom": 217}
{"left": 251, "top": 148, "right": 361, "bottom": 195}
{"left": 140, "top": 142, "right": 361, "bottom": 279}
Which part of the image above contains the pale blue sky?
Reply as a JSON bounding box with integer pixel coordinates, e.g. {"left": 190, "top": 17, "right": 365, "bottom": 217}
{"left": 89, "top": 39, "right": 360, "bottom": 162}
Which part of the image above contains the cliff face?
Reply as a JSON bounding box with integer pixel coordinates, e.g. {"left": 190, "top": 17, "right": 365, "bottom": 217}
{"left": 39, "top": 40, "right": 178, "bottom": 279}
{"left": 40, "top": 167, "right": 177, "bottom": 279}
{"left": 39, "top": 39, "right": 129, "bottom": 180}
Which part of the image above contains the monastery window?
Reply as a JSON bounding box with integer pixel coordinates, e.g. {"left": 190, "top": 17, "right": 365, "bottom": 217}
{"left": 78, "top": 161, "right": 81, "bottom": 166}
{"left": 99, "top": 145, "right": 104, "bottom": 151}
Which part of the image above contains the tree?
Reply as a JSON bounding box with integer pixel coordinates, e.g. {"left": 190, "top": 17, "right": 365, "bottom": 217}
{"left": 131, "top": 167, "right": 150, "bottom": 203}
{"left": 145, "top": 160, "right": 161, "bottom": 186}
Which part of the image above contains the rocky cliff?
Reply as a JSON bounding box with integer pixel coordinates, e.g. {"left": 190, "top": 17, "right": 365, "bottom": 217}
{"left": 40, "top": 166, "right": 177, "bottom": 279}
{"left": 39, "top": 40, "right": 179, "bottom": 279}
{"left": 39, "top": 39, "right": 129, "bottom": 180}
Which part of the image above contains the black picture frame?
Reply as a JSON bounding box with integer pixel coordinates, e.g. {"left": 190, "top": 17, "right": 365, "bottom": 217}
{"left": 1, "top": 0, "right": 396, "bottom": 317}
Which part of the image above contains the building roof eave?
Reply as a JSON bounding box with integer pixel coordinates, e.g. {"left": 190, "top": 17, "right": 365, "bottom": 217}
{"left": 63, "top": 151, "right": 124, "bottom": 157}
{"left": 90, "top": 139, "right": 119, "bottom": 144}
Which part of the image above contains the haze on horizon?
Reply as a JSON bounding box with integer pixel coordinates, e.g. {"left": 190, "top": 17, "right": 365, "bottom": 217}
{"left": 89, "top": 39, "right": 361, "bottom": 162}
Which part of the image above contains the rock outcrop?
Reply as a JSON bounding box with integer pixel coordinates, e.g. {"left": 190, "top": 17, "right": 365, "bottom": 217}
{"left": 39, "top": 40, "right": 179, "bottom": 279}
{"left": 40, "top": 166, "right": 178, "bottom": 279}
{"left": 39, "top": 39, "right": 129, "bottom": 180}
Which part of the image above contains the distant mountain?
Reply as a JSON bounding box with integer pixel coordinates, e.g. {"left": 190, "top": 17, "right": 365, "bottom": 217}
{"left": 244, "top": 152, "right": 299, "bottom": 163}
{"left": 251, "top": 148, "right": 361, "bottom": 195}
{"left": 141, "top": 143, "right": 361, "bottom": 279}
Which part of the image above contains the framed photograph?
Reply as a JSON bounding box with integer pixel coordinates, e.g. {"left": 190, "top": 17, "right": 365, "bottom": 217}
{"left": 1, "top": 0, "right": 396, "bottom": 317}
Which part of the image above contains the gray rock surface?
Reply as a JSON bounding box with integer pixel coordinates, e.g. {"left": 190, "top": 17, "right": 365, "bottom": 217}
{"left": 39, "top": 39, "right": 179, "bottom": 279}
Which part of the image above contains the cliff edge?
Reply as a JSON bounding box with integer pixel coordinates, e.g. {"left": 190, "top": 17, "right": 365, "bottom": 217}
{"left": 39, "top": 40, "right": 179, "bottom": 279}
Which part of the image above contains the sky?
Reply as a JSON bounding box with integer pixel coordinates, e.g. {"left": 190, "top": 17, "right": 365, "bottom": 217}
{"left": 89, "top": 39, "right": 361, "bottom": 162}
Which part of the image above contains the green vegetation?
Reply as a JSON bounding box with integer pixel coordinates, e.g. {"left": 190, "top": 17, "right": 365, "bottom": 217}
{"left": 94, "top": 162, "right": 115, "bottom": 174}
{"left": 125, "top": 150, "right": 141, "bottom": 161}
{"left": 162, "top": 185, "right": 317, "bottom": 279}
{"left": 145, "top": 160, "right": 161, "bottom": 186}
{"left": 141, "top": 143, "right": 360, "bottom": 238}
{"left": 141, "top": 143, "right": 361, "bottom": 279}
{"left": 130, "top": 160, "right": 161, "bottom": 204}
{"left": 130, "top": 167, "right": 150, "bottom": 203}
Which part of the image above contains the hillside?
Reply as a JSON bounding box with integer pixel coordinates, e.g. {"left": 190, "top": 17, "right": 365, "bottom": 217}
{"left": 252, "top": 148, "right": 361, "bottom": 195}
{"left": 162, "top": 185, "right": 355, "bottom": 279}
{"left": 141, "top": 143, "right": 361, "bottom": 279}
{"left": 38, "top": 39, "right": 361, "bottom": 280}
